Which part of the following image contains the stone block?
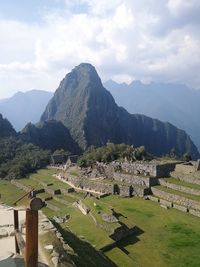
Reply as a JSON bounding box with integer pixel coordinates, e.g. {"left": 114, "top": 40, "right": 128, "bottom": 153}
{"left": 148, "top": 195, "right": 159, "bottom": 202}
{"left": 189, "top": 209, "right": 200, "bottom": 217}
{"left": 173, "top": 204, "right": 188, "bottom": 212}
{"left": 159, "top": 199, "right": 172, "bottom": 207}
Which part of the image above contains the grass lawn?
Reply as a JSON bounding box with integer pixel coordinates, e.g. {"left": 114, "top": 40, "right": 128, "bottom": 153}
{"left": 17, "top": 177, "right": 41, "bottom": 189}
{"left": 0, "top": 180, "right": 29, "bottom": 206}
{"left": 1, "top": 168, "right": 200, "bottom": 267}
{"left": 101, "top": 196, "right": 200, "bottom": 267}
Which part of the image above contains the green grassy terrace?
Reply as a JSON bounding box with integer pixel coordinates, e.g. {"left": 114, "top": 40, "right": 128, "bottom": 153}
{"left": 154, "top": 185, "right": 200, "bottom": 202}
{"left": 1, "top": 168, "right": 200, "bottom": 266}
{"left": 162, "top": 177, "right": 200, "bottom": 191}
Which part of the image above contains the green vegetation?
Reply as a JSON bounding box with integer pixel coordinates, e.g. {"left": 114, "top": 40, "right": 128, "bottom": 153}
{"left": 0, "top": 137, "right": 50, "bottom": 179}
{"left": 78, "top": 143, "right": 152, "bottom": 167}
{"left": 1, "top": 168, "right": 200, "bottom": 267}
{"left": 0, "top": 180, "right": 28, "bottom": 206}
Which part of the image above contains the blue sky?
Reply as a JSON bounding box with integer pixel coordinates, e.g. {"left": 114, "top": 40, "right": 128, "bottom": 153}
{"left": 0, "top": 0, "right": 200, "bottom": 98}
{"left": 0, "top": 0, "right": 65, "bottom": 22}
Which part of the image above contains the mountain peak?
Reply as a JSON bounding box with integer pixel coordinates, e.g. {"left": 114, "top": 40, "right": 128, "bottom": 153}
{"left": 60, "top": 62, "right": 102, "bottom": 93}
{"left": 41, "top": 64, "right": 199, "bottom": 158}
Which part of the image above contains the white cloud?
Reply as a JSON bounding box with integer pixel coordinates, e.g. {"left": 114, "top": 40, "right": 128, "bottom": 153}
{"left": 0, "top": 0, "right": 200, "bottom": 99}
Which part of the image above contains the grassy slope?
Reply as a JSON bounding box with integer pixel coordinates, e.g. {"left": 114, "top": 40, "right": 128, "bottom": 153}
{"left": 1, "top": 169, "right": 200, "bottom": 267}
{"left": 0, "top": 180, "right": 29, "bottom": 206}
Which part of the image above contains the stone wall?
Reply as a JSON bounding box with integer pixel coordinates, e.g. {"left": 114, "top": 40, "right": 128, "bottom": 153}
{"left": 75, "top": 200, "right": 90, "bottom": 215}
{"left": 113, "top": 172, "right": 158, "bottom": 187}
{"left": 151, "top": 187, "right": 200, "bottom": 210}
{"left": 116, "top": 184, "right": 131, "bottom": 197}
{"left": 159, "top": 179, "right": 200, "bottom": 196}
{"left": 64, "top": 175, "right": 114, "bottom": 194}
{"left": 94, "top": 161, "right": 179, "bottom": 179}
{"left": 171, "top": 171, "right": 200, "bottom": 185}
{"left": 113, "top": 161, "right": 178, "bottom": 178}
{"left": 175, "top": 164, "right": 194, "bottom": 174}
{"left": 119, "top": 162, "right": 157, "bottom": 176}
{"left": 155, "top": 163, "right": 178, "bottom": 178}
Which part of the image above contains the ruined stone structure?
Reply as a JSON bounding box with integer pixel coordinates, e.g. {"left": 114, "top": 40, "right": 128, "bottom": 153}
{"left": 151, "top": 187, "right": 200, "bottom": 211}
{"left": 99, "top": 161, "right": 180, "bottom": 178}
{"left": 59, "top": 160, "right": 183, "bottom": 199}
{"left": 159, "top": 179, "right": 200, "bottom": 196}
{"left": 75, "top": 200, "right": 90, "bottom": 215}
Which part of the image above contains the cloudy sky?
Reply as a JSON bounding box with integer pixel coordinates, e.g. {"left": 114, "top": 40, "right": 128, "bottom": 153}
{"left": 0, "top": 0, "right": 200, "bottom": 98}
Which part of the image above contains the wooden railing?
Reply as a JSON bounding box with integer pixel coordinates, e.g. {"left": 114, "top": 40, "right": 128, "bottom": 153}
{"left": 13, "top": 197, "right": 43, "bottom": 267}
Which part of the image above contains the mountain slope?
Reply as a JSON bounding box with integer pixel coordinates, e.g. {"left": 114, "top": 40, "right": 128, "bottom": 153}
{"left": 21, "top": 120, "right": 80, "bottom": 154}
{"left": 0, "top": 90, "right": 53, "bottom": 131}
{"left": 104, "top": 80, "right": 200, "bottom": 151}
{"left": 41, "top": 63, "right": 199, "bottom": 158}
{"left": 0, "top": 113, "right": 16, "bottom": 138}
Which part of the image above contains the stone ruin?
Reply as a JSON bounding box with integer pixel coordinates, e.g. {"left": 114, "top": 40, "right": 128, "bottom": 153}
{"left": 60, "top": 159, "right": 182, "bottom": 199}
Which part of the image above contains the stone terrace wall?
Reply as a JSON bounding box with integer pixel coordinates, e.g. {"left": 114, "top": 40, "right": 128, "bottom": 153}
{"left": 62, "top": 174, "right": 148, "bottom": 197}
{"left": 151, "top": 187, "right": 200, "bottom": 210}
{"left": 171, "top": 171, "right": 200, "bottom": 185}
{"left": 159, "top": 179, "right": 200, "bottom": 196}
{"left": 119, "top": 162, "right": 157, "bottom": 177}
{"left": 156, "top": 163, "right": 178, "bottom": 178}
{"left": 113, "top": 172, "right": 158, "bottom": 187}
{"left": 64, "top": 175, "right": 114, "bottom": 194}
{"left": 175, "top": 164, "right": 195, "bottom": 174}
{"left": 117, "top": 184, "right": 131, "bottom": 197}
{"left": 112, "top": 161, "right": 178, "bottom": 178}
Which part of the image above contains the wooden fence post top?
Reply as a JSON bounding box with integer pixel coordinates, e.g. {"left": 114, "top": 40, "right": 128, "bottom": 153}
{"left": 29, "top": 197, "right": 43, "bottom": 211}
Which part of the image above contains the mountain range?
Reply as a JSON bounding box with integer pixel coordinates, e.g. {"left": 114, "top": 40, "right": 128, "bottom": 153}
{"left": 39, "top": 63, "right": 199, "bottom": 158}
{"left": 0, "top": 63, "right": 199, "bottom": 158}
{"left": 104, "top": 80, "right": 200, "bottom": 151}
{"left": 0, "top": 90, "right": 53, "bottom": 131}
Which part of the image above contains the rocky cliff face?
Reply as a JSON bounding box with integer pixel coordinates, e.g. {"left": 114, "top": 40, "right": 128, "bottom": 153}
{"left": 41, "top": 63, "right": 199, "bottom": 158}
{"left": 0, "top": 113, "right": 16, "bottom": 138}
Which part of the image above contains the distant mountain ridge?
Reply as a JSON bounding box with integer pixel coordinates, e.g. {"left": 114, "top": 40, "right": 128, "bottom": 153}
{"left": 104, "top": 80, "right": 200, "bottom": 151}
{"left": 0, "top": 90, "right": 53, "bottom": 131}
{"left": 40, "top": 63, "right": 199, "bottom": 158}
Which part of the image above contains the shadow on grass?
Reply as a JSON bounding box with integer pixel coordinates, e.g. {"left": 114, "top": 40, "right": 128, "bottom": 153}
{"left": 102, "top": 226, "right": 144, "bottom": 255}
{"left": 54, "top": 222, "right": 118, "bottom": 267}
{"left": 117, "top": 227, "right": 144, "bottom": 255}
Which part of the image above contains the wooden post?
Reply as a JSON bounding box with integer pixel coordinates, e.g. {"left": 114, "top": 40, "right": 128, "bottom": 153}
{"left": 25, "top": 209, "right": 38, "bottom": 267}
{"left": 14, "top": 209, "right": 20, "bottom": 254}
